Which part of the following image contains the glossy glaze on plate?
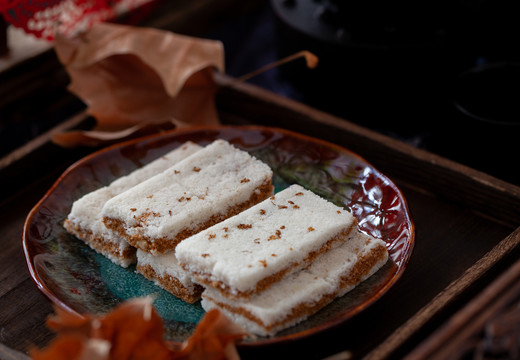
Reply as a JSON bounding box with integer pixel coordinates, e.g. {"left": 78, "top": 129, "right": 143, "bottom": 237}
{"left": 23, "top": 125, "right": 414, "bottom": 345}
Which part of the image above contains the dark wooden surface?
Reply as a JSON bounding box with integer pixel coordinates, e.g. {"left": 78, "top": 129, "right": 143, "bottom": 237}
{"left": 216, "top": 80, "right": 520, "bottom": 359}
{"left": 1, "top": 77, "right": 520, "bottom": 359}
{"left": 406, "top": 242, "right": 520, "bottom": 360}
{"left": 2, "top": 2, "right": 520, "bottom": 359}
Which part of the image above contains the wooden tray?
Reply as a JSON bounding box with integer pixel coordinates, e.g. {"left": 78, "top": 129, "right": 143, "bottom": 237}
{"left": 1, "top": 75, "right": 519, "bottom": 360}
{"left": 215, "top": 76, "right": 520, "bottom": 359}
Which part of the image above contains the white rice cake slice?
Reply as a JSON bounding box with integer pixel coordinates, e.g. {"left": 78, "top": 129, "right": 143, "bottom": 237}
{"left": 64, "top": 142, "right": 202, "bottom": 267}
{"left": 201, "top": 230, "right": 389, "bottom": 336}
{"left": 175, "top": 184, "right": 358, "bottom": 299}
{"left": 64, "top": 141, "right": 202, "bottom": 267}
{"left": 101, "top": 139, "right": 274, "bottom": 255}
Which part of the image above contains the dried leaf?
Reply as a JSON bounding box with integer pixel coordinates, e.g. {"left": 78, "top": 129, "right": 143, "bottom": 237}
{"left": 175, "top": 309, "right": 248, "bottom": 360}
{"left": 30, "top": 334, "right": 86, "bottom": 360}
{"left": 236, "top": 50, "right": 318, "bottom": 83}
{"left": 96, "top": 297, "right": 173, "bottom": 360}
{"left": 46, "top": 306, "right": 91, "bottom": 334}
{"left": 53, "top": 22, "right": 224, "bottom": 147}
{"left": 51, "top": 22, "right": 317, "bottom": 148}
{"left": 52, "top": 119, "right": 176, "bottom": 148}
{"left": 30, "top": 298, "right": 248, "bottom": 360}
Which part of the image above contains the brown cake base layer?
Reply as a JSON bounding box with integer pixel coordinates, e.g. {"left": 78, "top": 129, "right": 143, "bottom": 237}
{"left": 202, "top": 241, "right": 388, "bottom": 336}
{"left": 103, "top": 180, "right": 274, "bottom": 254}
{"left": 63, "top": 219, "right": 136, "bottom": 267}
{"left": 136, "top": 264, "right": 203, "bottom": 304}
{"left": 190, "top": 221, "right": 358, "bottom": 300}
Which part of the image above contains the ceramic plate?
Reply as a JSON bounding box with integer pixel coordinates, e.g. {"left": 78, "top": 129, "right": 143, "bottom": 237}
{"left": 23, "top": 125, "right": 414, "bottom": 346}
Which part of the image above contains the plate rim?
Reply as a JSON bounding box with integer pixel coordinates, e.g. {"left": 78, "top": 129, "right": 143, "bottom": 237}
{"left": 22, "top": 124, "right": 415, "bottom": 346}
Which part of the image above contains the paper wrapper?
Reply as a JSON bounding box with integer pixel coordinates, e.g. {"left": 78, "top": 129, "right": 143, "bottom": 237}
{"left": 52, "top": 22, "right": 225, "bottom": 148}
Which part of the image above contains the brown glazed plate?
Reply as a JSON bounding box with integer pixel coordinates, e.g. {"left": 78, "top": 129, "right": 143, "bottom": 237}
{"left": 23, "top": 125, "right": 415, "bottom": 346}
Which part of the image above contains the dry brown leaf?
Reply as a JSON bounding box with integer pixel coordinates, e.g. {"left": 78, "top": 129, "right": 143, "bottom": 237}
{"left": 46, "top": 305, "right": 92, "bottom": 333}
{"left": 51, "top": 22, "right": 318, "bottom": 148}
{"left": 52, "top": 22, "right": 224, "bottom": 147}
{"left": 235, "top": 50, "right": 318, "bottom": 82}
{"left": 30, "top": 333, "right": 87, "bottom": 360}
{"left": 30, "top": 298, "right": 248, "bottom": 360}
{"left": 31, "top": 298, "right": 173, "bottom": 360}
{"left": 95, "top": 297, "right": 173, "bottom": 360}
{"left": 174, "top": 309, "right": 248, "bottom": 360}
{"left": 52, "top": 119, "right": 176, "bottom": 148}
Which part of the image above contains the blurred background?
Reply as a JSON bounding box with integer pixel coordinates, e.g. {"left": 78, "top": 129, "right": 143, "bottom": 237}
{"left": 1, "top": 0, "right": 519, "bottom": 184}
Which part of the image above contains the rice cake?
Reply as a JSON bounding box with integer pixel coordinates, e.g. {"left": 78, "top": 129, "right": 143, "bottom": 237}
{"left": 102, "top": 139, "right": 273, "bottom": 255}
{"left": 201, "top": 230, "right": 389, "bottom": 336}
{"left": 136, "top": 249, "right": 203, "bottom": 303}
{"left": 63, "top": 142, "right": 202, "bottom": 267}
{"left": 175, "top": 184, "right": 358, "bottom": 300}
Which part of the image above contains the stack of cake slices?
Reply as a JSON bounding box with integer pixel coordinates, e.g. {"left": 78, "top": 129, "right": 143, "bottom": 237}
{"left": 174, "top": 184, "right": 389, "bottom": 336}
{"left": 64, "top": 139, "right": 274, "bottom": 303}
{"left": 64, "top": 141, "right": 203, "bottom": 267}
{"left": 64, "top": 138, "right": 389, "bottom": 335}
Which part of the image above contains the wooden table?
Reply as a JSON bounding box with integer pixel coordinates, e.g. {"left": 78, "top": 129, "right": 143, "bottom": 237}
{"left": 1, "top": 74, "right": 520, "bottom": 359}
{"left": 2, "top": 1, "right": 520, "bottom": 358}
